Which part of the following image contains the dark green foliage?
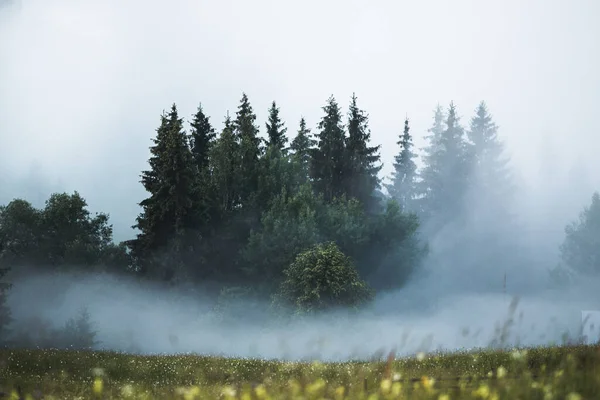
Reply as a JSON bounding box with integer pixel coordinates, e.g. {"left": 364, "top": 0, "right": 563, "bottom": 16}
{"left": 560, "top": 192, "right": 600, "bottom": 275}
{"left": 128, "top": 104, "right": 200, "bottom": 281}
{"left": 0, "top": 193, "right": 127, "bottom": 272}
{"left": 386, "top": 118, "right": 418, "bottom": 213}
{"left": 272, "top": 241, "right": 374, "bottom": 314}
{"left": 234, "top": 93, "right": 262, "bottom": 207}
{"left": 243, "top": 184, "right": 321, "bottom": 291}
{"left": 189, "top": 103, "right": 216, "bottom": 171}
{"left": 310, "top": 96, "right": 347, "bottom": 202}
{"left": 265, "top": 101, "right": 288, "bottom": 151}
{"left": 344, "top": 93, "right": 382, "bottom": 211}
{"left": 289, "top": 117, "right": 316, "bottom": 186}
{"left": 363, "top": 199, "right": 426, "bottom": 291}
{"left": 209, "top": 115, "right": 241, "bottom": 215}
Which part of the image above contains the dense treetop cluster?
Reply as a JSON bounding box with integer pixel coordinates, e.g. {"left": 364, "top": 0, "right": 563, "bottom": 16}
{"left": 0, "top": 93, "right": 598, "bottom": 342}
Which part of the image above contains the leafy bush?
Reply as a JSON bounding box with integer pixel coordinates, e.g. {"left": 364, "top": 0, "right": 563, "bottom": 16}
{"left": 560, "top": 192, "right": 600, "bottom": 276}
{"left": 272, "top": 241, "right": 374, "bottom": 314}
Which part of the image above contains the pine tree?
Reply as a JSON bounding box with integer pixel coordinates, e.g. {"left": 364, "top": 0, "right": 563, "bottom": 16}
{"left": 466, "top": 101, "right": 512, "bottom": 198}
{"left": 418, "top": 102, "right": 469, "bottom": 232}
{"left": 210, "top": 114, "right": 241, "bottom": 215}
{"left": 128, "top": 104, "right": 199, "bottom": 280}
{"left": 290, "top": 117, "right": 316, "bottom": 185}
{"left": 265, "top": 101, "right": 288, "bottom": 151}
{"left": 189, "top": 103, "right": 216, "bottom": 171}
{"left": 311, "top": 95, "right": 347, "bottom": 202}
{"left": 233, "top": 93, "right": 262, "bottom": 207}
{"left": 417, "top": 105, "right": 445, "bottom": 209}
{"left": 189, "top": 103, "right": 217, "bottom": 234}
{"left": 344, "top": 93, "right": 382, "bottom": 210}
{"left": 386, "top": 117, "right": 418, "bottom": 212}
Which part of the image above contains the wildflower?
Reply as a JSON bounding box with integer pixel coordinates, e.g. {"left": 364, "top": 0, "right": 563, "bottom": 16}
{"left": 392, "top": 372, "right": 402, "bottom": 381}
{"left": 438, "top": 394, "right": 451, "bottom": 400}
{"left": 306, "top": 378, "right": 326, "bottom": 394}
{"left": 254, "top": 384, "right": 267, "bottom": 399}
{"left": 380, "top": 378, "right": 392, "bottom": 393}
{"left": 416, "top": 352, "right": 426, "bottom": 361}
{"left": 184, "top": 386, "right": 200, "bottom": 400}
{"left": 288, "top": 380, "right": 301, "bottom": 396}
{"left": 93, "top": 377, "right": 103, "bottom": 396}
{"left": 335, "top": 386, "right": 345, "bottom": 400}
{"left": 421, "top": 376, "right": 435, "bottom": 391}
{"left": 473, "top": 384, "right": 490, "bottom": 399}
{"left": 391, "top": 382, "right": 402, "bottom": 396}
{"left": 496, "top": 366, "right": 507, "bottom": 378}
{"left": 121, "top": 384, "right": 135, "bottom": 398}
{"left": 9, "top": 391, "right": 19, "bottom": 400}
{"left": 566, "top": 393, "right": 582, "bottom": 400}
{"left": 91, "top": 367, "right": 105, "bottom": 377}
{"left": 221, "top": 385, "right": 236, "bottom": 400}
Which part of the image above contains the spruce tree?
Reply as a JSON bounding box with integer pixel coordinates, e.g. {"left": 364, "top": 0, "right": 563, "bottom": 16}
{"left": 189, "top": 103, "right": 216, "bottom": 171}
{"left": 311, "top": 95, "right": 347, "bottom": 202}
{"left": 290, "top": 117, "right": 316, "bottom": 185}
{"left": 466, "top": 101, "right": 512, "bottom": 198}
{"left": 265, "top": 101, "right": 288, "bottom": 151}
{"left": 189, "top": 103, "right": 217, "bottom": 234}
{"left": 128, "top": 104, "right": 199, "bottom": 280}
{"left": 210, "top": 114, "right": 241, "bottom": 215}
{"left": 418, "top": 102, "right": 469, "bottom": 232}
{"left": 344, "top": 93, "right": 382, "bottom": 210}
{"left": 233, "top": 93, "right": 262, "bottom": 207}
{"left": 386, "top": 117, "right": 418, "bottom": 212}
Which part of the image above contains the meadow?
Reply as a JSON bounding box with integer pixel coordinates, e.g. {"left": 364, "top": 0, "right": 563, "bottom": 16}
{"left": 0, "top": 345, "right": 598, "bottom": 399}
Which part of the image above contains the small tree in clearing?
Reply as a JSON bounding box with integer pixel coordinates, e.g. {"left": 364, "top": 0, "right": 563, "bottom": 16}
{"left": 273, "top": 241, "right": 373, "bottom": 314}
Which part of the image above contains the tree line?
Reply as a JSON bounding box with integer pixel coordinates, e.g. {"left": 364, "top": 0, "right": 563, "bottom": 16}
{"left": 0, "top": 93, "right": 599, "bottom": 344}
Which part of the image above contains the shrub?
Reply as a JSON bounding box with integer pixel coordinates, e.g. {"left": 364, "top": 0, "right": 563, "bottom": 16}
{"left": 272, "top": 241, "right": 374, "bottom": 315}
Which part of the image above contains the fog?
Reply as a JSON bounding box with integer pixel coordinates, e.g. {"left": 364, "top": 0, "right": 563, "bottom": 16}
{"left": 1, "top": 0, "right": 600, "bottom": 360}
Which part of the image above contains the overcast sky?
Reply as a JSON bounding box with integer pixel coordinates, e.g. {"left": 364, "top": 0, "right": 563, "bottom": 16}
{"left": 0, "top": 0, "right": 599, "bottom": 242}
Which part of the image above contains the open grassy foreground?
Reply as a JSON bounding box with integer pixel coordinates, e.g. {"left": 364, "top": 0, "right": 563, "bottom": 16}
{"left": 0, "top": 345, "right": 599, "bottom": 399}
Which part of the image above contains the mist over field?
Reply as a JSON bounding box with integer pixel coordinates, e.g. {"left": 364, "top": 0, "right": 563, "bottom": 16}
{"left": 1, "top": 0, "right": 599, "bottom": 361}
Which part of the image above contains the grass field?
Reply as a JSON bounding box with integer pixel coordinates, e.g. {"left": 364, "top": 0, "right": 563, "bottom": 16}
{"left": 0, "top": 345, "right": 598, "bottom": 399}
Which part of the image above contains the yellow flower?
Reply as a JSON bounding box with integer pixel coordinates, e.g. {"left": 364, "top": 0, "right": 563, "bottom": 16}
{"left": 335, "top": 386, "right": 345, "bottom": 400}
{"left": 380, "top": 378, "right": 392, "bottom": 393}
{"left": 391, "top": 382, "right": 402, "bottom": 396}
{"left": 306, "top": 378, "right": 326, "bottom": 394}
{"left": 496, "top": 366, "right": 507, "bottom": 379}
{"left": 254, "top": 384, "right": 267, "bottom": 399}
{"left": 93, "top": 377, "right": 103, "bottom": 396}
{"left": 182, "top": 386, "right": 200, "bottom": 400}
{"left": 288, "top": 379, "right": 301, "bottom": 396}
{"left": 421, "top": 376, "right": 435, "bottom": 391}
{"left": 473, "top": 384, "right": 490, "bottom": 399}
{"left": 221, "top": 385, "right": 236, "bottom": 400}
{"left": 438, "top": 394, "right": 451, "bottom": 400}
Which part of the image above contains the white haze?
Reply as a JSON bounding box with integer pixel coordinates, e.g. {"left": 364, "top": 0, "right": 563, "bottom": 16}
{"left": 1, "top": 0, "right": 600, "bottom": 360}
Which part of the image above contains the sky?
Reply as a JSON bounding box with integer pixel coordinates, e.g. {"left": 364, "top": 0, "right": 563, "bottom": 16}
{"left": 1, "top": 0, "right": 600, "bottom": 359}
{"left": 1, "top": 0, "right": 599, "bottom": 243}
